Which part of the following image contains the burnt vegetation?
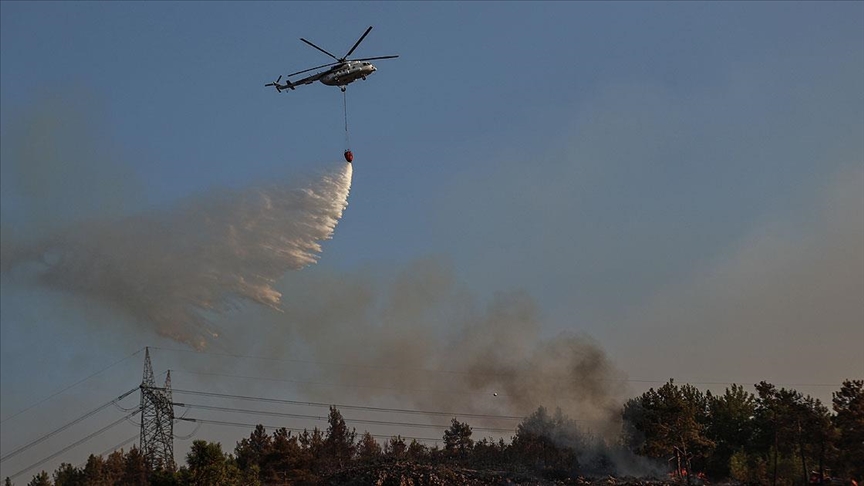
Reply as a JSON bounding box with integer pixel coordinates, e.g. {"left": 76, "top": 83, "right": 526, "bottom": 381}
{"left": 8, "top": 380, "right": 862, "bottom": 486}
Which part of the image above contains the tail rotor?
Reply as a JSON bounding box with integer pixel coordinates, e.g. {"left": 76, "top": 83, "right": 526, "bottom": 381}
{"left": 265, "top": 75, "right": 285, "bottom": 93}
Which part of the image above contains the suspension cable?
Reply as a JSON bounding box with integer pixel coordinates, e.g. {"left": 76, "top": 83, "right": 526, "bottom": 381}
{"left": 8, "top": 410, "right": 139, "bottom": 481}
{"left": 343, "top": 89, "right": 350, "bottom": 149}
{"left": 0, "top": 347, "right": 145, "bottom": 424}
{"left": 173, "top": 402, "right": 514, "bottom": 433}
{"left": 0, "top": 387, "right": 138, "bottom": 463}
{"left": 171, "top": 388, "right": 525, "bottom": 421}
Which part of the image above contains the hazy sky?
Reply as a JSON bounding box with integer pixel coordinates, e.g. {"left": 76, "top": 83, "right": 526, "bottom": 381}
{"left": 1, "top": 1, "right": 862, "bottom": 481}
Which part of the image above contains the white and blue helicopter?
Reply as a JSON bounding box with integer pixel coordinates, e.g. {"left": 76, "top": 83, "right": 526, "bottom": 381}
{"left": 265, "top": 26, "right": 398, "bottom": 93}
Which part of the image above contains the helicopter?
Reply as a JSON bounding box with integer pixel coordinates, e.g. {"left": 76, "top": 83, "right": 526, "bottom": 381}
{"left": 265, "top": 26, "right": 398, "bottom": 93}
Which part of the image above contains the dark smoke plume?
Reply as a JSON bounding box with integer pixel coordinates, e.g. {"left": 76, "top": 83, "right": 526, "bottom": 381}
{"left": 243, "top": 258, "right": 629, "bottom": 439}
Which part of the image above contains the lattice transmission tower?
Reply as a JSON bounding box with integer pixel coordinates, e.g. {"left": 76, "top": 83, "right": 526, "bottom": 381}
{"left": 140, "top": 347, "right": 175, "bottom": 470}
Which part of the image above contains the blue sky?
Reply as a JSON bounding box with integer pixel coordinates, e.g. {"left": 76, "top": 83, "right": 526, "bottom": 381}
{"left": 2, "top": 1, "right": 863, "bottom": 479}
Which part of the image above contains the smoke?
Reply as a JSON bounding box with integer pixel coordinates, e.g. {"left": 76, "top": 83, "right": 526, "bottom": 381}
{"left": 1, "top": 98, "right": 628, "bottom": 468}
{"left": 228, "top": 258, "right": 629, "bottom": 441}
{"left": 0, "top": 95, "right": 145, "bottom": 238}
{"left": 1, "top": 163, "right": 353, "bottom": 349}
{"left": 616, "top": 164, "right": 864, "bottom": 387}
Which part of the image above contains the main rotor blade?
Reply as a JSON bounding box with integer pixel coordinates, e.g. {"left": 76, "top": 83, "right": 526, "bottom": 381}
{"left": 352, "top": 55, "right": 399, "bottom": 62}
{"left": 300, "top": 38, "right": 340, "bottom": 61}
{"left": 343, "top": 26, "right": 373, "bottom": 60}
{"left": 286, "top": 61, "right": 340, "bottom": 78}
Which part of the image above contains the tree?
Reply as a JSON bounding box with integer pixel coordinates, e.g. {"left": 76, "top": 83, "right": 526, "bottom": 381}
{"left": 833, "top": 379, "right": 864, "bottom": 480}
{"left": 102, "top": 450, "right": 125, "bottom": 485}
{"left": 298, "top": 428, "right": 324, "bottom": 477}
{"left": 234, "top": 424, "right": 271, "bottom": 473}
{"left": 25, "top": 472, "right": 50, "bottom": 486}
{"left": 512, "top": 406, "right": 557, "bottom": 468}
{"left": 384, "top": 436, "right": 407, "bottom": 459}
{"left": 76, "top": 455, "right": 108, "bottom": 486}
{"left": 122, "top": 446, "right": 149, "bottom": 486}
{"left": 621, "top": 380, "right": 714, "bottom": 479}
{"left": 752, "top": 382, "right": 832, "bottom": 486}
{"left": 265, "top": 427, "right": 308, "bottom": 483}
{"left": 443, "top": 418, "right": 474, "bottom": 458}
{"left": 323, "top": 406, "right": 356, "bottom": 470}
{"left": 356, "top": 432, "right": 382, "bottom": 461}
{"left": 473, "top": 437, "right": 508, "bottom": 467}
{"left": 706, "top": 384, "right": 756, "bottom": 477}
{"left": 186, "top": 440, "right": 232, "bottom": 486}
{"left": 406, "top": 439, "right": 428, "bottom": 461}
{"left": 512, "top": 406, "right": 597, "bottom": 474}
{"left": 148, "top": 467, "right": 182, "bottom": 486}
{"left": 52, "top": 463, "right": 83, "bottom": 486}
{"left": 798, "top": 395, "right": 834, "bottom": 486}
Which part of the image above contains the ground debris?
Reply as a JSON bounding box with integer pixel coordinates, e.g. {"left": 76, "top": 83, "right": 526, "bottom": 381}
{"left": 323, "top": 462, "right": 681, "bottom": 486}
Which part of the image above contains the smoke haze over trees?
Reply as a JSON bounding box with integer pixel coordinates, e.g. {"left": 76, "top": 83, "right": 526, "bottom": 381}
{"left": 6, "top": 380, "right": 862, "bottom": 485}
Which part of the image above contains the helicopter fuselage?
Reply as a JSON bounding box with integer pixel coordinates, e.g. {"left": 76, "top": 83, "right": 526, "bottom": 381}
{"left": 265, "top": 26, "right": 396, "bottom": 93}
{"left": 320, "top": 61, "right": 377, "bottom": 87}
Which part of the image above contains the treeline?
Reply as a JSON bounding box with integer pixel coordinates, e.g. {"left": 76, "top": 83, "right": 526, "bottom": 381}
{"left": 621, "top": 379, "right": 863, "bottom": 485}
{"left": 8, "top": 379, "right": 862, "bottom": 486}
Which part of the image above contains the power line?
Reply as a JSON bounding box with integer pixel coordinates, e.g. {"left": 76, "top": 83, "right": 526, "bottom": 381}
{"left": 171, "top": 389, "right": 526, "bottom": 421}
{"left": 9, "top": 411, "right": 139, "bottom": 481}
{"left": 1, "top": 388, "right": 139, "bottom": 463}
{"left": 177, "top": 417, "right": 442, "bottom": 444}
{"left": 0, "top": 347, "right": 145, "bottom": 424}
{"left": 76, "top": 434, "right": 140, "bottom": 469}
{"left": 174, "top": 402, "right": 515, "bottom": 434}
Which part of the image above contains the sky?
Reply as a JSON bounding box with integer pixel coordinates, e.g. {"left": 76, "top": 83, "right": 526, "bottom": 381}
{"left": 1, "top": 1, "right": 863, "bottom": 481}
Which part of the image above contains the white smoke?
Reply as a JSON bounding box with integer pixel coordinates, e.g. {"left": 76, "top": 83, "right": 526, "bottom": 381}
{"left": 1, "top": 163, "right": 353, "bottom": 349}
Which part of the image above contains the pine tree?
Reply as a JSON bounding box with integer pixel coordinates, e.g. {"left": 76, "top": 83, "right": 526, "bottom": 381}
{"left": 406, "top": 439, "right": 428, "bottom": 461}
{"left": 103, "top": 450, "right": 125, "bottom": 485}
{"left": 234, "top": 424, "right": 271, "bottom": 472}
{"left": 25, "top": 472, "right": 50, "bottom": 486}
{"left": 323, "top": 406, "right": 356, "bottom": 470}
{"left": 706, "top": 384, "right": 756, "bottom": 477}
{"left": 52, "top": 463, "right": 83, "bottom": 486}
{"left": 186, "top": 440, "right": 230, "bottom": 486}
{"left": 81, "top": 454, "right": 106, "bottom": 486}
{"left": 356, "top": 432, "right": 382, "bottom": 461}
{"left": 122, "top": 446, "right": 149, "bottom": 486}
{"left": 384, "top": 436, "right": 407, "bottom": 459}
{"left": 443, "top": 418, "right": 474, "bottom": 458}
{"left": 832, "top": 379, "right": 863, "bottom": 480}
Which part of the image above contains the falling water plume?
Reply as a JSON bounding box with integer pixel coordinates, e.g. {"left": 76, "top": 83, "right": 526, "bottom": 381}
{"left": 1, "top": 163, "right": 354, "bottom": 349}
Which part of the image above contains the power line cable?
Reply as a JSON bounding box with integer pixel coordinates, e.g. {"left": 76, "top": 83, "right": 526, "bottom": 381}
{"left": 172, "top": 389, "right": 526, "bottom": 421}
{"left": 0, "top": 348, "right": 145, "bottom": 424}
{"left": 1, "top": 388, "right": 138, "bottom": 463}
{"left": 174, "top": 402, "right": 514, "bottom": 434}
{"left": 173, "top": 422, "right": 202, "bottom": 441}
{"left": 76, "top": 434, "right": 140, "bottom": 469}
{"left": 9, "top": 411, "right": 139, "bottom": 481}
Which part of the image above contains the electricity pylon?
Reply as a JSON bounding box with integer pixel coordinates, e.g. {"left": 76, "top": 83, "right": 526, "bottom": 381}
{"left": 139, "top": 347, "right": 174, "bottom": 470}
